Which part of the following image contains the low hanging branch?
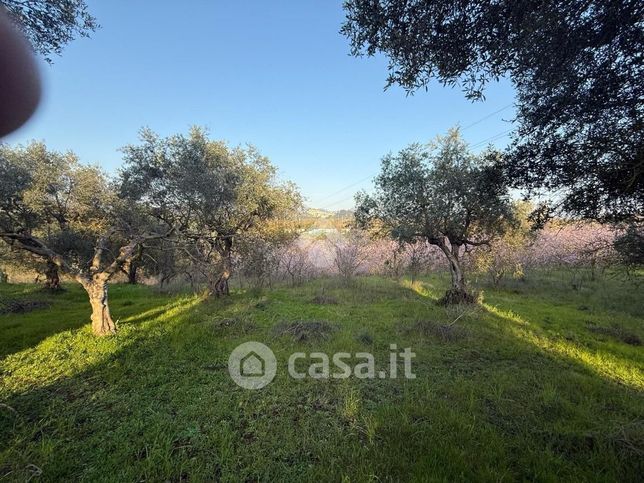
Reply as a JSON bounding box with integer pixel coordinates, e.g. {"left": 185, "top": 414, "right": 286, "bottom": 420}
{"left": 0, "top": 227, "right": 174, "bottom": 335}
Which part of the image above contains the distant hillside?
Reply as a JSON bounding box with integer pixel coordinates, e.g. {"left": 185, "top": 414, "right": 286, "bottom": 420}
{"left": 305, "top": 207, "right": 354, "bottom": 219}
{"left": 305, "top": 208, "right": 334, "bottom": 219}
{"left": 303, "top": 207, "right": 354, "bottom": 229}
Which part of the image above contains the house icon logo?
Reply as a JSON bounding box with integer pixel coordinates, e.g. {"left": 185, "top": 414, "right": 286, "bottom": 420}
{"left": 228, "top": 341, "right": 277, "bottom": 389}
{"left": 240, "top": 351, "right": 264, "bottom": 376}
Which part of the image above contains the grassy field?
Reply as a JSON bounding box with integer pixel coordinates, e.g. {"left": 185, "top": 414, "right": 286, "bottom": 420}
{"left": 0, "top": 272, "right": 643, "bottom": 482}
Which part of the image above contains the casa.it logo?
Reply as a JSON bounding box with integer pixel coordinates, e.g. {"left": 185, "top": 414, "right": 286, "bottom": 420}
{"left": 228, "top": 341, "right": 416, "bottom": 390}
{"left": 227, "top": 341, "right": 277, "bottom": 390}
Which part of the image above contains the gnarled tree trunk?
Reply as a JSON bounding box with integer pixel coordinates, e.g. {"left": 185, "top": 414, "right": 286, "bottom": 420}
{"left": 122, "top": 245, "right": 142, "bottom": 284}
{"left": 81, "top": 277, "right": 116, "bottom": 336}
{"left": 44, "top": 260, "right": 62, "bottom": 291}
{"left": 126, "top": 262, "right": 138, "bottom": 284}
{"left": 1, "top": 229, "right": 171, "bottom": 337}
{"left": 438, "top": 241, "right": 474, "bottom": 305}
{"left": 212, "top": 239, "right": 233, "bottom": 297}
{"left": 213, "top": 269, "right": 230, "bottom": 296}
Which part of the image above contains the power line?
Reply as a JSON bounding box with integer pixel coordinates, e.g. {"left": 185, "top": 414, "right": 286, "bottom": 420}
{"left": 310, "top": 104, "right": 515, "bottom": 209}
{"left": 320, "top": 194, "right": 358, "bottom": 210}
{"left": 460, "top": 103, "right": 513, "bottom": 131}
{"left": 318, "top": 129, "right": 512, "bottom": 210}
{"left": 311, "top": 174, "right": 373, "bottom": 205}
{"left": 470, "top": 129, "right": 513, "bottom": 148}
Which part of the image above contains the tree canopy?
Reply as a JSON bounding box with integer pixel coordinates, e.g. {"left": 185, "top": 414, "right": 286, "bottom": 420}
{"left": 342, "top": 0, "right": 644, "bottom": 222}
{"left": 0, "top": 142, "right": 170, "bottom": 334}
{"left": 0, "top": 130, "right": 302, "bottom": 334}
{"left": 1, "top": 0, "right": 98, "bottom": 61}
{"left": 120, "top": 127, "right": 302, "bottom": 295}
{"left": 356, "top": 128, "right": 513, "bottom": 303}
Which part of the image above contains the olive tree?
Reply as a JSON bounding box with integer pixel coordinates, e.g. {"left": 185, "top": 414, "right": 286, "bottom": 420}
{"left": 1, "top": 0, "right": 98, "bottom": 62}
{"left": 0, "top": 142, "right": 171, "bottom": 335}
{"left": 120, "top": 127, "right": 301, "bottom": 296}
{"left": 356, "top": 129, "right": 513, "bottom": 304}
{"left": 342, "top": 0, "right": 643, "bottom": 222}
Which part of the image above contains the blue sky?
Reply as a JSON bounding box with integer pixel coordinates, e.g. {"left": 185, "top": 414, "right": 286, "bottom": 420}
{"left": 6, "top": 0, "right": 516, "bottom": 209}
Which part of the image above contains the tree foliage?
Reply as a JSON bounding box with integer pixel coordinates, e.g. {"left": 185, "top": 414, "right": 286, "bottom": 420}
{"left": 470, "top": 201, "right": 536, "bottom": 286}
{"left": 342, "top": 0, "right": 644, "bottom": 221}
{"left": 356, "top": 128, "right": 513, "bottom": 302}
{"left": 120, "top": 127, "right": 302, "bottom": 295}
{"left": 1, "top": 0, "right": 98, "bottom": 62}
{"left": 614, "top": 224, "right": 644, "bottom": 267}
{"left": 0, "top": 142, "right": 170, "bottom": 334}
{"left": 0, "top": 142, "right": 113, "bottom": 265}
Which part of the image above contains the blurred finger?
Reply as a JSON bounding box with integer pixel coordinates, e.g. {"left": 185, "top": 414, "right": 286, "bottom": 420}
{"left": 0, "top": 8, "right": 41, "bottom": 138}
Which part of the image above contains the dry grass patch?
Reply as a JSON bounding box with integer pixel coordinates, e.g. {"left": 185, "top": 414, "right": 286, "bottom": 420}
{"left": 272, "top": 320, "right": 337, "bottom": 342}
{"left": 586, "top": 323, "right": 641, "bottom": 346}
{"left": 0, "top": 297, "right": 50, "bottom": 314}
{"left": 400, "top": 319, "right": 469, "bottom": 342}
{"left": 311, "top": 293, "right": 339, "bottom": 305}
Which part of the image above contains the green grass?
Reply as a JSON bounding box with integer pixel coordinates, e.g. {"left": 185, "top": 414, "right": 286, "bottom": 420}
{"left": 0, "top": 272, "right": 643, "bottom": 482}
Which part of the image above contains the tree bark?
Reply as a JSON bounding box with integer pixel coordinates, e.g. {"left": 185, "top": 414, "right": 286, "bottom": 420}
{"left": 1, "top": 229, "right": 173, "bottom": 336}
{"left": 122, "top": 245, "right": 142, "bottom": 284}
{"left": 44, "top": 260, "right": 62, "bottom": 291}
{"left": 212, "top": 240, "right": 233, "bottom": 297}
{"left": 437, "top": 241, "right": 474, "bottom": 304}
{"left": 213, "top": 269, "right": 230, "bottom": 296}
{"left": 127, "top": 263, "right": 138, "bottom": 284}
{"left": 82, "top": 278, "right": 116, "bottom": 336}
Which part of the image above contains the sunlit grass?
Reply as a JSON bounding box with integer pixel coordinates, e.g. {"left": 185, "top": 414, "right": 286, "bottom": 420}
{"left": 484, "top": 303, "right": 644, "bottom": 390}
{"left": 399, "top": 279, "right": 438, "bottom": 300}
{"left": 0, "top": 293, "right": 204, "bottom": 399}
{"left": 1, "top": 271, "right": 642, "bottom": 481}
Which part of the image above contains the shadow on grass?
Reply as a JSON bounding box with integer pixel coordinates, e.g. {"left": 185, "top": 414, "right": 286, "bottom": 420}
{"left": 482, "top": 303, "right": 644, "bottom": 391}
{"left": 1, "top": 278, "right": 643, "bottom": 481}
{"left": 398, "top": 274, "right": 643, "bottom": 391}
{"left": 0, "top": 284, "right": 181, "bottom": 360}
